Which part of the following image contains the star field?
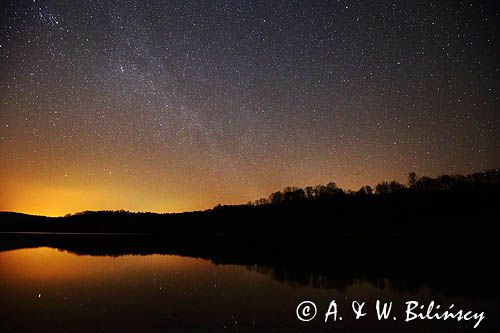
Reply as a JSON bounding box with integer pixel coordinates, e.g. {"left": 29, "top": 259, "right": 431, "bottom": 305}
{"left": 1, "top": 0, "right": 499, "bottom": 215}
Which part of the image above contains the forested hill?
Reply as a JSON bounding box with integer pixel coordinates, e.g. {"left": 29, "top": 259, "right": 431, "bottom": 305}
{"left": 1, "top": 169, "right": 499, "bottom": 236}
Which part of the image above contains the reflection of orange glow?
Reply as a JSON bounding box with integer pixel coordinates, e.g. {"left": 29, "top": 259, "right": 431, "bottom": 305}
{"left": 0, "top": 247, "right": 209, "bottom": 282}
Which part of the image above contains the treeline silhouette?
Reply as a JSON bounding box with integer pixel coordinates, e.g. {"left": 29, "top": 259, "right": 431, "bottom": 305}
{"left": 1, "top": 169, "right": 499, "bottom": 235}
{"left": 247, "top": 169, "right": 500, "bottom": 206}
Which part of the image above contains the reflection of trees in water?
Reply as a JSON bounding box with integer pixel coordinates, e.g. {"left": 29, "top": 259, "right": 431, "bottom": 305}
{"left": 247, "top": 264, "right": 408, "bottom": 292}
{"left": 0, "top": 233, "right": 497, "bottom": 300}
{"left": 244, "top": 264, "right": 495, "bottom": 300}
{"left": 247, "top": 264, "right": 358, "bottom": 290}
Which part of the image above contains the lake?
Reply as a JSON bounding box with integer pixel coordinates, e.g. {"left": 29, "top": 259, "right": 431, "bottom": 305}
{"left": 0, "top": 243, "right": 498, "bottom": 332}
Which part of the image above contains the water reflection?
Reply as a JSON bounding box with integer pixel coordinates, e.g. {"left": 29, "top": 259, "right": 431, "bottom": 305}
{"left": 0, "top": 244, "right": 498, "bottom": 332}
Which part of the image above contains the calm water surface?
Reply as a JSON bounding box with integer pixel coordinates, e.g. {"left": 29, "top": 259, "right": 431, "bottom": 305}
{"left": 0, "top": 247, "right": 497, "bottom": 332}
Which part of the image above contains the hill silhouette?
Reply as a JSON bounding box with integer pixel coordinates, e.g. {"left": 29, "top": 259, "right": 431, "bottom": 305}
{"left": 1, "top": 169, "right": 499, "bottom": 236}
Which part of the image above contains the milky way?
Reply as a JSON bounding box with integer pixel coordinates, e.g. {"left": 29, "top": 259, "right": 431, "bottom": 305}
{"left": 1, "top": 0, "right": 499, "bottom": 215}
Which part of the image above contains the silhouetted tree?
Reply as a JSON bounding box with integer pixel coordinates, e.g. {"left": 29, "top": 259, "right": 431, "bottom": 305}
{"left": 305, "top": 186, "right": 313, "bottom": 200}
{"left": 269, "top": 191, "right": 283, "bottom": 204}
{"left": 326, "top": 182, "right": 343, "bottom": 196}
{"left": 357, "top": 185, "right": 373, "bottom": 195}
{"left": 365, "top": 185, "right": 373, "bottom": 195}
{"left": 283, "top": 188, "right": 305, "bottom": 202}
{"left": 408, "top": 172, "right": 417, "bottom": 188}
{"left": 376, "top": 181, "right": 406, "bottom": 194}
{"left": 283, "top": 186, "right": 299, "bottom": 193}
{"left": 375, "top": 181, "right": 390, "bottom": 194}
{"left": 253, "top": 198, "right": 268, "bottom": 206}
{"left": 389, "top": 181, "right": 406, "bottom": 193}
{"left": 326, "top": 181, "right": 338, "bottom": 191}
{"left": 313, "top": 185, "right": 327, "bottom": 198}
{"left": 414, "top": 176, "right": 438, "bottom": 192}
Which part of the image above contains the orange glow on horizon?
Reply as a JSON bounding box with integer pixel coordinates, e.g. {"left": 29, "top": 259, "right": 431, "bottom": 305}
{"left": 0, "top": 163, "right": 478, "bottom": 217}
{"left": 0, "top": 177, "right": 191, "bottom": 217}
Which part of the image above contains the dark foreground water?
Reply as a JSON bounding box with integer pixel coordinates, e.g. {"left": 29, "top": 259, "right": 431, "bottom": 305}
{"left": 0, "top": 243, "right": 498, "bottom": 332}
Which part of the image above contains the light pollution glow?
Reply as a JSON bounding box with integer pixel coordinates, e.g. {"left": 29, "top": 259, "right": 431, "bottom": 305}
{"left": 1, "top": 1, "right": 498, "bottom": 216}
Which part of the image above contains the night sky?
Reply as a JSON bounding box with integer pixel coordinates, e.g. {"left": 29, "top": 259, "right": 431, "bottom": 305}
{"left": 1, "top": 0, "right": 499, "bottom": 216}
